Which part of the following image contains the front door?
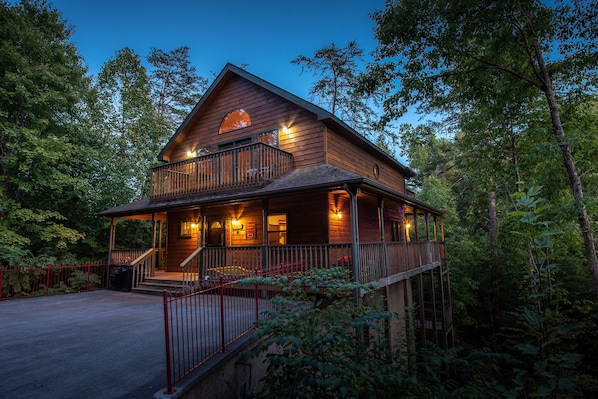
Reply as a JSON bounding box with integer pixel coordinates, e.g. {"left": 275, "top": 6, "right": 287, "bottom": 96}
{"left": 206, "top": 219, "right": 224, "bottom": 247}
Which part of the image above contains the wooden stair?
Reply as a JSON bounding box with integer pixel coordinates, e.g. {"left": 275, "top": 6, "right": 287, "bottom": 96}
{"left": 132, "top": 275, "right": 185, "bottom": 296}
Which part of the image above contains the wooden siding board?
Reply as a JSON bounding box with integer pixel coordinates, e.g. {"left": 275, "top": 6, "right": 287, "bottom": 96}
{"left": 269, "top": 194, "right": 328, "bottom": 244}
{"left": 166, "top": 210, "right": 200, "bottom": 271}
{"left": 165, "top": 77, "right": 329, "bottom": 173}
{"left": 326, "top": 129, "right": 406, "bottom": 193}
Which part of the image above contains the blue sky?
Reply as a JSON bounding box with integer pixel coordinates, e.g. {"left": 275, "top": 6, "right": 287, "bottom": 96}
{"left": 49, "top": 0, "right": 386, "bottom": 100}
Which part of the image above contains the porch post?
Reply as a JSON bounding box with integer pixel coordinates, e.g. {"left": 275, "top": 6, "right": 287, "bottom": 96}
{"left": 108, "top": 217, "right": 116, "bottom": 264}
{"left": 378, "top": 198, "right": 388, "bottom": 278}
{"left": 199, "top": 207, "right": 205, "bottom": 248}
{"left": 413, "top": 209, "right": 419, "bottom": 242}
{"left": 440, "top": 216, "right": 445, "bottom": 241}
{"left": 261, "top": 199, "right": 268, "bottom": 273}
{"left": 152, "top": 214, "right": 157, "bottom": 272}
{"left": 152, "top": 213, "right": 157, "bottom": 249}
{"left": 425, "top": 213, "right": 430, "bottom": 241}
{"left": 158, "top": 220, "right": 165, "bottom": 270}
{"left": 345, "top": 186, "right": 361, "bottom": 287}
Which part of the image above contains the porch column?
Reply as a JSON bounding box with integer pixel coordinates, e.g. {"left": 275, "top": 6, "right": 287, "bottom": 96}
{"left": 158, "top": 220, "right": 164, "bottom": 270}
{"left": 345, "top": 186, "right": 361, "bottom": 287}
{"left": 151, "top": 214, "right": 158, "bottom": 272}
{"left": 108, "top": 217, "right": 116, "bottom": 264}
{"left": 398, "top": 204, "right": 409, "bottom": 270}
{"left": 378, "top": 198, "right": 388, "bottom": 277}
{"left": 199, "top": 207, "right": 205, "bottom": 248}
{"left": 261, "top": 199, "right": 268, "bottom": 273}
{"left": 424, "top": 213, "right": 431, "bottom": 241}
{"left": 413, "top": 209, "right": 419, "bottom": 242}
{"left": 152, "top": 213, "right": 157, "bottom": 249}
{"left": 440, "top": 216, "right": 445, "bottom": 241}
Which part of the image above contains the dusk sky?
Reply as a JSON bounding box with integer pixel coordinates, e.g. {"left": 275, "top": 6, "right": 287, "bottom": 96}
{"left": 49, "top": 0, "right": 387, "bottom": 101}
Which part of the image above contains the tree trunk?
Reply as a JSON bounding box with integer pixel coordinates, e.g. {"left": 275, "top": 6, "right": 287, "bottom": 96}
{"left": 534, "top": 43, "right": 598, "bottom": 301}
{"left": 488, "top": 191, "right": 501, "bottom": 344}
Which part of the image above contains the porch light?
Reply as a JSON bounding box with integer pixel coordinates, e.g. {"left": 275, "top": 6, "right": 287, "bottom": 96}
{"left": 334, "top": 210, "right": 343, "bottom": 220}
{"left": 405, "top": 222, "right": 411, "bottom": 229}
{"left": 186, "top": 150, "right": 197, "bottom": 157}
{"left": 282, "top": 125, "right": 290, "bottom": 134}
{"left": 232, "top": 219, "right": 244, "bottom": 230}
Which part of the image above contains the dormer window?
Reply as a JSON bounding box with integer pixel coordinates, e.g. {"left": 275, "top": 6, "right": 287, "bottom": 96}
{"left": 219, "top": 109, "right": 251, "bottom": 134}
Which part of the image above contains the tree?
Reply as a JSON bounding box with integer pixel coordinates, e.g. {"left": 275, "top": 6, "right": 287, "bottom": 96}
{"left": 365, "top": 0, "right": 598, "bottom": 300}
{"left": 147, "top": 46, "right": 207, "bottom": 129}
{"left": 0, "top": 0, "right": 92, "bottom": 263}
{"left": 95, "top": 47, "right": 169, "bottom": 201}
{"left": 293, "top": 41, "right": 396, "bottom": 150}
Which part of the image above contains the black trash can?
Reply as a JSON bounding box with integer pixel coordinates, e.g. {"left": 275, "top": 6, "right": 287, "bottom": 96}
{"left": 108, "top": 264, "right": 134, "bottom": 292}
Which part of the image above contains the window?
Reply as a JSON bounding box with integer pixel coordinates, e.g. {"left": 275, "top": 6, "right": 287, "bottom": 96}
{"left": 373, "top": 164, "right": 380, "bottom": 179}
{"left": 267, "top": 214, "right": 287, "bottom": 245}
{"left": 219, "top": 109, "right": 251, "bottom": 134}
{"left": 259, "top": 130, "right": 279, "bottom": 147}
{"left": 180, "top": 221, "right": 194, "bottom": 237}
{"left": 217, "top": 136, "right": 252, "bottom": 151}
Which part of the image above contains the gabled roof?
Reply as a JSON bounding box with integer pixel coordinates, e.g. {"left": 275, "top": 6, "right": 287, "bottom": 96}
{"left": 158, "top": 63, "right": 414, "bottom": 178}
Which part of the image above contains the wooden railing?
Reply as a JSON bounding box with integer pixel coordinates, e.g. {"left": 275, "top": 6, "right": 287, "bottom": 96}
{"left": 109, "top": 249, "right": 149, "bottom": 265}
{"left": 130, "top": 248, "right": 156, "bottom": 289}
{"left": 179, "top": 241, "right": 445, "bottom": 287}
{"left": 150, "top": 143, "right": 294, "bottom": 200}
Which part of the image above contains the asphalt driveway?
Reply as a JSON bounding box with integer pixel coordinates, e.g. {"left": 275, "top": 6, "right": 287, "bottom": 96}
{"left": 0, "top": 290, "right": 167, "bottom": 399}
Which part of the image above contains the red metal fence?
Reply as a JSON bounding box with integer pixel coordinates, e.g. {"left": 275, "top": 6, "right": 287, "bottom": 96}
{"left": 162, "top": 278, "right": 274, "bottom": 394}
{"left": 0, "top": 262, "right": 109, "bottom": 300}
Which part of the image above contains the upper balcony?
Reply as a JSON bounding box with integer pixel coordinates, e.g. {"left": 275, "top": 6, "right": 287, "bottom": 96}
{"left": 150, "top": 143, "right": 294, "bottom": 201}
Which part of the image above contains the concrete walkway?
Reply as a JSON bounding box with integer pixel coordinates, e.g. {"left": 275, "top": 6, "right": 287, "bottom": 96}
{"left": 0, "top": 290, "right": 167, "bottom": 399}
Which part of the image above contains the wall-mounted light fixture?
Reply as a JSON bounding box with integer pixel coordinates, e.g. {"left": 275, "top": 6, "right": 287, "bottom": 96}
{"left": 186, "top": 150, "right": 197, "bottom": 157}
{"left": 232, "top": 219, "right": 244, "bottom": 230}
{"left": 333, "top": 210, "right": 343, "bottom": 220}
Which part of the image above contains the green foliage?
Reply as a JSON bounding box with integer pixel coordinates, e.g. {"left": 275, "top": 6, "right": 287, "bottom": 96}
{"left": 68, "top": 269, "right": 101, "bottom": 291}
{"left": 0, "top": 0, "right": 93, "bottom": 264}
{"left": 95, "top": 47, "right": 169, "bottom": 201}
{"left": 502, "top": 186, "right": 584, "bottom": 398}
{"left": 243, "top": 269, "right": 411, "bottom": 398}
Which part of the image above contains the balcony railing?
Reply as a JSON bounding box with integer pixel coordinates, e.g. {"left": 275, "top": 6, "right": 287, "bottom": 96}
{"left": 179, "top": 241, "right": 445, "bottom": 288}
{"left": 150, "top": 143, "right": 294, "bottom": 200}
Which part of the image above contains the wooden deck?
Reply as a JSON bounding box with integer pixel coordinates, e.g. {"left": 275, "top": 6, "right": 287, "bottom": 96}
{"left": 148, "top": 270, "right": 185, "bottom": 281}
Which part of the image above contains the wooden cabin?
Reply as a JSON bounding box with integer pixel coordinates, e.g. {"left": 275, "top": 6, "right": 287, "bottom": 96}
{"left": 99, "top": 63, "right": 453, "bottom": 348}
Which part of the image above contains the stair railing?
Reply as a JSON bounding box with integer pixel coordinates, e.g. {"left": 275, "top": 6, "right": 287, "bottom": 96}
{"left": 180, "top": 247, "right": 204, "bottom": 289}
{"left": 130, "top": 248, "right": 156, "bottom": 289}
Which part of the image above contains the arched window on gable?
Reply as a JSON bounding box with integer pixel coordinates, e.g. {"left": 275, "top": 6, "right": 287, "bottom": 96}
{"left": 219, "top": 109, "right": 251, "bottom": 134}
